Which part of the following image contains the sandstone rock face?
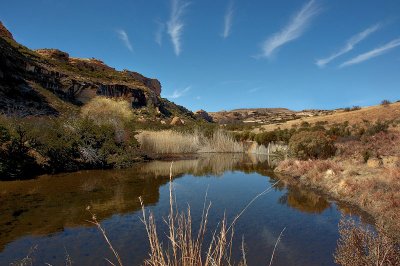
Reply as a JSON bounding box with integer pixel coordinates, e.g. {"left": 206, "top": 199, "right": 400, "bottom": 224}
{"left": 0, "top": 21, "right": 13, "bottom": 40}
{"left": 170, "top": 116, "right": 184, "bottom": 126}
{"left": 0, "top": 23, "right": 200, "bottom": 121}
{"left": 195, "top": 109, "right": 213, "bottom": 122}
{"left": 35, "top": 49, "right": 70, "bottom": 62}
{"left": 123, "top": 70, "right": 161, "bottom": 96}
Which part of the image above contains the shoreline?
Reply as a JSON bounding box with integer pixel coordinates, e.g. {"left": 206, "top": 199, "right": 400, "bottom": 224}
{"left": 274, "top": 159, "right": 400, "bottom": 241}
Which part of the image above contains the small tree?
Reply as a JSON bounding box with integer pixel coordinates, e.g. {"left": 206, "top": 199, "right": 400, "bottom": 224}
{"left": 381, "top": 99, "right": 391, "bottom": 106}
{"left": 289, "top": 131, "right": 336, "bottom": 160}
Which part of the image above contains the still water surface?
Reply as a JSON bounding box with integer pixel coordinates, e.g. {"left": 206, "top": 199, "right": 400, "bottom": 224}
{"left": 0, "top": 154, "right": 368, "bottom": 265}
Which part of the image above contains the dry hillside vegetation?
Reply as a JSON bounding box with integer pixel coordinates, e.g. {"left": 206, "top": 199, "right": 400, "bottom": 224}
{"left": 259, "top": 102, "right": 400, "bottom": 132}
{"left": 275, "top": 128, "right": 400, "bottom": 241}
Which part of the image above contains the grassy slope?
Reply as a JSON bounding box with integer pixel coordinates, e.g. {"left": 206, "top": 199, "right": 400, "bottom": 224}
{"left": 259, "top": 102, "right": 400, "bottom": 132}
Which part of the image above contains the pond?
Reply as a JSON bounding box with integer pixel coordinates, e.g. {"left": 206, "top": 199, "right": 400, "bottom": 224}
{"left": 0, "top": 154, "right": 370, "bottom": 265}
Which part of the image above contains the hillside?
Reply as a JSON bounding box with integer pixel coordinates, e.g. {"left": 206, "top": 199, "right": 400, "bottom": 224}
{"left": 0, "top": 21, "right": 195, "bottom": 122}
{"left": 258, "top": 102, "right": 400, "bottom": 132}
{"left": 210, "top": 107, "right": 335, "bottom": 125}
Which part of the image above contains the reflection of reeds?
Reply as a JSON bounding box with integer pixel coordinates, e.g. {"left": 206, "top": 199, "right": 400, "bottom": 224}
{"left": 138, "top": 153, "right": 255, "bottom": 178}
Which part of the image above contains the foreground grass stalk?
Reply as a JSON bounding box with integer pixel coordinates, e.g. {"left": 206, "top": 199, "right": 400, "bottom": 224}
{"left": 139, "top": 162, "right": 281, "bottom": 266}
{"left": 86, "top": 207, "right": 124, "bottom": 266}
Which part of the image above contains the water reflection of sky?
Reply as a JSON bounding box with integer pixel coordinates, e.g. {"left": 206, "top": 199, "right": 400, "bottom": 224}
{"left": 0, "top": 154, "right": 368, "bottom": 265}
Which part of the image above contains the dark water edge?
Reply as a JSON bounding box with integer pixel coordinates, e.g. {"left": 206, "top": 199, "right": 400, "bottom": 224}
{"left": 0, "top": 153, "right": 372, "bottom": 265}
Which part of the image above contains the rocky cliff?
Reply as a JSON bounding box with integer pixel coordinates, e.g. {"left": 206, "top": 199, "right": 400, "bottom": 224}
{"left": 0, "top": 21, "right": 195, "bottom": 120}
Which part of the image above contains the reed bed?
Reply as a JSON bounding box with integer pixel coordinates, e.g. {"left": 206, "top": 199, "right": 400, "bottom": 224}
{"left": 137, "top": 130, "right": 244, "bottom": 154}
{"left": 199, "top": 130, "right": 244, "bottom": 153}
{"left": 137, "top": 130, "right": 201, "bottom": 154}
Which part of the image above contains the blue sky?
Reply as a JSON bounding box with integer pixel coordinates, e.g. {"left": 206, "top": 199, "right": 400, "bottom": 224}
{"left": 1, "top": 0, "right": 400, "bottom": 111}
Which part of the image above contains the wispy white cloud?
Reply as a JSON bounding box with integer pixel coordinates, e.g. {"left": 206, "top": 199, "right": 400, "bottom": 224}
{"left": 155, "top": 21, "right": 165, "bottom": 46}
{"left": 168, "top": 86, "right": 191, "bottom": 99}
{"left": 116, "top": 29, "right": 133, "bottom": 52}
{"left": 167, "top": 0, "right": 189, "bottom": 56}
{"left": 316, "top": 24, "right": 381, "bottom": 68}
{"left": 249, "top": 87, "right": 261, "bottom": 93}
{"left": 340, "top": 38, "right": 400, "bottom": 68}
{"left": 261, "top": 0, "right": 321, "bottom": 58}
{"left": 222, "top": 1, "right": 234, "bottom": 38}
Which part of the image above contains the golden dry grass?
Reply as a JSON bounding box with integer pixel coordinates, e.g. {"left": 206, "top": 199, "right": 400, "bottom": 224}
{"left": 81, "top": 96, "right": 133, "bottom": 125}
{"left": 137, "top": 130, "right": 244, "bottom": 154}
{"left": 334, "top": 218, "right": 400, "bottom": 266}
{"left": 137, "top": 130, "right": 201, "bottom": 154}
{"left": 259, "top": 102, "right": 400, "bottom": 132}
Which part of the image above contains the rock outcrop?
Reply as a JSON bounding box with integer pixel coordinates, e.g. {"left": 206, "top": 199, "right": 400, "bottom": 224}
{"left": 170, "top": 116, "right": 185, "bottom": 126}
{"left": 195, "top": 109, "right": 213, "bottom": 122}
{"left": 0, "top": 22, "right": 195, "bottom": 120}
{"left": 0, "top": 21, "right": 13, "bottom": 40}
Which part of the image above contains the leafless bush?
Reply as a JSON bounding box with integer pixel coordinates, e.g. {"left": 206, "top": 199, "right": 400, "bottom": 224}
{"left": 334, "top": 217, "right": 400, "bottom": 266}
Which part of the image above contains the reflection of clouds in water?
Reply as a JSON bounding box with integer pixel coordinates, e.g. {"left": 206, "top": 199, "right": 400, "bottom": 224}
{"left": 260, "top": 226, "right": 297, "bottom": 265}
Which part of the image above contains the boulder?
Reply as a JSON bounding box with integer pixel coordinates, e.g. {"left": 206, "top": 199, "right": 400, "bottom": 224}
{"left": 170, "top": 116, "right": 184, "bottom": 126}
{"left": 195, "top": 109, "right": 213, "bottom": 122}
{"left": 382, "top": 156, "right": 400, "bottom": 168}
{"left": 367, "top": 158, "right": 382, "bottom": 168}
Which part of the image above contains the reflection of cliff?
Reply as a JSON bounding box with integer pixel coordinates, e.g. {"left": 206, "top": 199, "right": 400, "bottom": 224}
{"left": 278, "top": 186, "right": 331, "bottom": 214}
{"left": 0, "top": 154, "right": 337, "bottom": 252}
{"left": 0, "top": 169, "right": 170, "bottom": 252}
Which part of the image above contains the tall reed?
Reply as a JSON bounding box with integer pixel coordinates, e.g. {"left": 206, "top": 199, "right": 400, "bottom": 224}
{"left": 137, "top": 129, "right": 244, "bottom": 154}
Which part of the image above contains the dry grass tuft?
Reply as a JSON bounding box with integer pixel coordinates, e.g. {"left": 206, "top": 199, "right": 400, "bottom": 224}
{"left": 81, "top": 96, "right": 134, "bottom": 143}
{"left": 276, "top": 159, "right": 342, "bottom": 182}
{"left": 334, "top": 217, "right": 400, "bottom": 266}
{"left": 81, "top": 96, "right": 133, "bottom": 124}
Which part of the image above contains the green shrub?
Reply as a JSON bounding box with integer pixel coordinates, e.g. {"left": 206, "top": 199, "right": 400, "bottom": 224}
{"left": 300, "top": 121, "right": 310, "bottom": 128}
{"left": 289, "top": 131, "right": 336, "bottom": 160}
{"left": 327, "top": 122, "right": 351, "bottom": 137}
{"left": 364, "top": 120, "right": 389, "bottom": 136}
{"left": 381, "top": 99, "right": 391, "bottom": 106}
{"left": 0, "top": 123, "right": 41, "bottom": 180}
{"left": 255, "top": 131, "right": 277, "bottom": 145}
